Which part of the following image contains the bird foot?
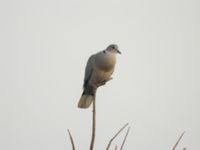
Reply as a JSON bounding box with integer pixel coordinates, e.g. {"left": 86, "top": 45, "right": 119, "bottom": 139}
{"left": 96, "top": 77, "right": 113, "bottom": 87}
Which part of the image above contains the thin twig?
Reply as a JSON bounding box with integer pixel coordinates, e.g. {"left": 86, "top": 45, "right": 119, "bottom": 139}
{"left": 89, "top": 79, "right": 112, "bottom": 150}
{"left": 115, "top": 145, "right": 118, "bottom": 150}
{"left": 120, "top": 127, "right": 130, "bottom": 150}
{"left": 106, "top": 123, "right": 129, "bottom": 150}
{"left": 67, "top": 129, "right": 75, "bottom": 150}
{"left": 89, "top": 96, "right": 96, "bottom": 150}
{"left": 182, "top": 148, "right": 187, "bottom": 150}
{"left": 172, "top": 131, "right": 185, "bottom": 150}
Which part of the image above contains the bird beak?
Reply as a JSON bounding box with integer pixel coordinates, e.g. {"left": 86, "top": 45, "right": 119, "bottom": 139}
{"left": 117, "top": 50, "right": 121, "bottom": 54}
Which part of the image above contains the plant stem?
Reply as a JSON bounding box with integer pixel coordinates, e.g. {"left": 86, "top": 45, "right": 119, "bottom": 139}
{"left": 106, "top": 123, "right": 129, "bottom": 150}
{"left": 67, "top": 129, "right": 75, "bottom": 150}
{"left": 90, "top": 96, "right": 96, "bottom": 150}
{"left": 172, "top": 131, "right": 185, "bottom": 150}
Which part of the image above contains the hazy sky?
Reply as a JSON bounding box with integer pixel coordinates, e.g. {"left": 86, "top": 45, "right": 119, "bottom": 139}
{"left": 0, "top": 0, "right": 200, "bottom": 149}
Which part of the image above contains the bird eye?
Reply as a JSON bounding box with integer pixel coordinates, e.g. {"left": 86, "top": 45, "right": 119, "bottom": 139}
{"left": 112, "top": 46, "right": 115, "bottom": 49}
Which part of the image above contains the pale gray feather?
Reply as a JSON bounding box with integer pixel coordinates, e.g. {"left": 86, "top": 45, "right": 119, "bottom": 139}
{"left": 78, "top": 44, "right": 121, "bottom": 109}
{"left": 83, "top": 54, "right": 95, "bottom": 88}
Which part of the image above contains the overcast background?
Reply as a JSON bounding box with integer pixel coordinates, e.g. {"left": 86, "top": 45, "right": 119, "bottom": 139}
{"left": 0, "top": 0, "right": 200, "bottom": 149}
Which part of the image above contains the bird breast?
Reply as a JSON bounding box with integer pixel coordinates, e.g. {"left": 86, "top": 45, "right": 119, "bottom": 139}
{"left": 95, "top": 51, "right": 116, "bottom": 72}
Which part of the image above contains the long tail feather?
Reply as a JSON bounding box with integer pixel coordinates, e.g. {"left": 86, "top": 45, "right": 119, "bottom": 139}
{"left": 78, "top": 85, "right": 96, "bottom": 109}
{"left": 78, "top": 95, "right": 94, "bottom": 108}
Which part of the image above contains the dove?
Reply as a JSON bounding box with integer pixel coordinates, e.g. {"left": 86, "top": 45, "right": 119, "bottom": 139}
{"left": 78, "top": 44, "right": 121, "bottom": 109}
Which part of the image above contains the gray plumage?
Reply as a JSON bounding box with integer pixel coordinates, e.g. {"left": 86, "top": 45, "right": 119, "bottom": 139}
{"left": 78, "top": 44, "right": 121, "bottom": 109}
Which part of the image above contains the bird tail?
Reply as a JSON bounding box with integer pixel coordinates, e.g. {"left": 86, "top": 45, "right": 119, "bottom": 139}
{"left": 78, "top": 86, "right": 96, "bottom": 109}
{"left": 78, "top": 95, "right": 94, "bottom": 108}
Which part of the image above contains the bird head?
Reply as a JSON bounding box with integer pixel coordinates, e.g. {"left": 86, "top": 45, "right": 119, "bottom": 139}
{"left": 106, "top": 44, "right": 121, "bottom": 54}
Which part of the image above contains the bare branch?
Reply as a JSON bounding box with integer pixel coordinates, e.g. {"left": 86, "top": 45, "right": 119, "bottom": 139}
{"left": 120, "top": 127, "right": 130, "bottom": 150}
{"left": 90, "top": 97, "right": 96, "bottom": 150}
{"left": 172, "top": 131, "right": 185, "bottom": 150}
{"left": 106, "top": 123, "right": 129, "bottom": 150}
{"left": 115, "top": 145, "right": 118, "bottom": 150}
{"left": 89, "top": 79, "right": 113, "bottom": 150}
{"left": 67, "top": 129, "right": 75, "bottom": 150}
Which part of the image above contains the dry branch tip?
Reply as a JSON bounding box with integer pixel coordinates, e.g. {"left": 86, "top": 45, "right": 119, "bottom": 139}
{"left": 67, "top": 129, "right": 76, "bottom": 150}
{"left": 106, "top": 123, "right": 129, "bottom": 150}
{"left": 120, "top": 127, "right": 130, "bottom": 150}
{"left": 172, "top": 131, "right": 185, "bottom": 150}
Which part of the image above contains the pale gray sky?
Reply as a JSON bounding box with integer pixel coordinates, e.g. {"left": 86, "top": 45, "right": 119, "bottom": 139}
{"left": 0, "top": 0, "right": 200, "bottom": 149}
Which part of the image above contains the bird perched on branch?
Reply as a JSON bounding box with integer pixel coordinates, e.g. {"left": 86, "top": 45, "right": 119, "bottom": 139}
{"left": 78, "top": 44, "right": 121, "bottom": 109}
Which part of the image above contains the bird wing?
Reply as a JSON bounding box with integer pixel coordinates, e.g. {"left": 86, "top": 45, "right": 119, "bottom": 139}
{"left": 83, "top": 54, "right": 95, "bottom": 88}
